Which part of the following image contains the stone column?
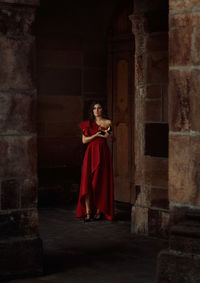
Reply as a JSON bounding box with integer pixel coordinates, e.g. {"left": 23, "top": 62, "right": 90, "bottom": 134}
{"left": 157, "top": 0, "right": 200, "bottom": 282}
{"left": 129, "top": 1, "right": 169, "bottom": 236}
{"left": 0, "top": 0, "right": 43, "bottom": 280}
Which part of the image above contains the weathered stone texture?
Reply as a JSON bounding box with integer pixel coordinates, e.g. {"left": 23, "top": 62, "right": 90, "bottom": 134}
{"left": 145, "top": 100, "right": 162, "bottom": 121}
{"left": 131, "top": 206, "right": 148, "bottom": 234}
{"left": 157, "top": 250, "right": 200, "bottom": 283}
{"left": 21, "top": 178, "right": 37, "bottom": 208}
{"left": 148, "top": 209, "right": 169, "bottom": 236}
{"left": 135, "top": 55, "right": 144, "bottom": 84}
{"left": 0, "top": 136, "right": 37, "bottom": 178}
{"left": 169, "top": 69, "right": 200, "bottom": 132}
{"left": 170, "top": 0, "right": 200, "bottom": 11}
{"left": 132, "top": 205, "right": 169, "bottom": 236}
{"left": 144, "top": 157, "right": 168, "bottom": 187}
{"left": 1, "top": 179, "right": 20, "bottom": 210}
{"left": 0, "top": 5, "right": 36, "bottom": 37}
{"left": 169, "top": 13, "right": 200, "bottom": 66}
{"left": 146, "top": 85, "right": 162, "bottom": 99}
{"left": 0, "top": 91, "right": 36, "bottom": 134}
{"left": 169, "top": 135, "right": 200, "bottom": 205}
{"left": 0, "top": 209, "right": 38, "bottom": 238}
{"left": 169, "top": 70, "right": 190, "bottom": 131}
{"left": 151, "top": 187, "right": 169, "bottom": 209}
{"left": 0, "top": 37, "right": 35, "bottom": 90}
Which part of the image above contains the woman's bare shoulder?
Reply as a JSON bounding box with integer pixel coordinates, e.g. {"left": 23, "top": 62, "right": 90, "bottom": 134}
{"left": 102, "top": 119, "right": 112, "bottom": 127}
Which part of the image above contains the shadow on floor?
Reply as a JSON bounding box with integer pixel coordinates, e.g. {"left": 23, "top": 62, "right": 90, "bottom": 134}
{"left": 8, "top": 204, "right": 168, "bottom": 283}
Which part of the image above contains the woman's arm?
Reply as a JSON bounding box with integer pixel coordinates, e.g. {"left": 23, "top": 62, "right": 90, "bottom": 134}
{"left": 82, "top": 132, "right": 99, "bottom": 144}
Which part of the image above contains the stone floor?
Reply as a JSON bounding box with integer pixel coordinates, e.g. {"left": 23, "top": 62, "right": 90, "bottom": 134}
{"left": 8, "top": 204, "right": 167, "bottom": 283}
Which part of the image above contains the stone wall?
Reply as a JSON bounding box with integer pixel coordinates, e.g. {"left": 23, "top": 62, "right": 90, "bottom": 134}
{"left": 35, "top": 0, "right": 122, "bottom": 204}
{"left": 0, "top": 0, "right": 42, "bottom": 280}
{"left": 130, "top": 0, "right": 169, "bottom": 236}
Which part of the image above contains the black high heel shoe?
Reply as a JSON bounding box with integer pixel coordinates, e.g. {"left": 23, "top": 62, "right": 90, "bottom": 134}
{"left": 84, "top": 213, "right": 92, "bottom": 223}
{"left": 93, "top": 211, "right": 102, "bottom": 221}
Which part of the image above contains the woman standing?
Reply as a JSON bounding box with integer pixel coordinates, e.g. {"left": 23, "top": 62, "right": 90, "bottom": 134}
{"left": 76, "top": 101, "right": 114, "bottom": 222}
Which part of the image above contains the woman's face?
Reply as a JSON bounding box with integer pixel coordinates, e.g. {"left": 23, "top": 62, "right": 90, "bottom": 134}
{"left": 93, "top": 104, "right": 103, "bottom": 118}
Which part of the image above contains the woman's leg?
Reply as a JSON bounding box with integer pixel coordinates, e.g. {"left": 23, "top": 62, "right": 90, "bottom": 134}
{"left": 84, "top": 194, "right": 91, "bottom": 221}
{"left": 85, "top": 194, "right": 90, "bottom": 214}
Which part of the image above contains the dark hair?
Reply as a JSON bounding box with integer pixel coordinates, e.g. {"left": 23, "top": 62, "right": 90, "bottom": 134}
{"left": 88, "top": 101, "right": 108, "bottom": 122}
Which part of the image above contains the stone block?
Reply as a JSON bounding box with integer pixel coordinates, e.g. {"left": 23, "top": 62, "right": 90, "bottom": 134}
{"left": 0, "top": 209, "right": 39, "bottom": 238}
{"left": 170, "top": 0, "right": 200, "bottom": 11}
{"left": 0, "top": 4, "right": 36, "bottom": 37}
{"left": 148, "top": 209, "right": 169, "bottom": 236}
{"left": 0, "top": 237, "right": 42, "bottom": 281}
{"left": 38, "top": 67, "right": 81, "bottom": 96}
{"left": 144, "top": 99, "right": 162, "bottom": 121}
{"left": 148, "top": 209, "right": 162, "bottom": 236}
{"left": 146, "top": 32, "right": 168, "bottom": 52}
{"left": 157, "top": 250, "right": 200, "bottom": 283}
{"left": 83, "top": 69, "right": 106, "bottom": 92}
{"left": 0, "top": 37, "right": 35, "bottom": 90}
{"left": 131, "top": 205, "right": 148, "bottom": 234}
{"left": 144, "top": 156, "right": 168, "bottom": 187}
{"left": 146, "top": 52, "right": 168, "bottom": 84}
{"left": 169, "top": 14, "right": 192, "bottom": 66}
{"left": 169, "top": 135, "right": 200, "bottom": 205}
{"left": 170, "top": 13, "right": 200, "bottom": 66}
{"left": 0, "top": 136, "right": 37, "bottom": 178}
{"left": 0, "top": 91, "right": 36, "bottom": 134}
{"left": 169, "top": 69, "right": 190, "bottom": 131}
{"left": 135, "top": 185, "right": 151, "bottom": 207}
{"left": 1, "top": 179, "right": 20, "bottom": 210}
{"left": 190, "top": 69, "right": 200, "bottom": 131}
{"left": 21, "top": 178, "right": 37, "bottom": 208}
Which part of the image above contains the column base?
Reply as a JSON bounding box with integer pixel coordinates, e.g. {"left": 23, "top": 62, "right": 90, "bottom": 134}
{"left": 0, "top": 236, "right": 43, "bottom": 281}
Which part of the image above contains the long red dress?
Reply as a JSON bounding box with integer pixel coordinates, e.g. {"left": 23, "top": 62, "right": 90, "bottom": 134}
{"left": 76, "top": 120, "right": 114, "bottom": 220}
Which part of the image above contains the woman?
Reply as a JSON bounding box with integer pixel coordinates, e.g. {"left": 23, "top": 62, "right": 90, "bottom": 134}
{"left": 76, "top": 101, "right": 114, "bottom": 222}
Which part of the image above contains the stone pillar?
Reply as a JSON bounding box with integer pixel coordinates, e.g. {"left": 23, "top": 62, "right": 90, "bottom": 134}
{"left": 157, "top": 1, "right": 200, "bottom": 282}
{"left": 129, "top": 0, "right": 169, "bottom": 236}
{"left": 0, "top": 0, "right": 43, "bottom": 280}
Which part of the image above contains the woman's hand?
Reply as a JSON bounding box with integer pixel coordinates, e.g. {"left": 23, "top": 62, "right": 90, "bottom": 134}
{"left": 96, "top": 132, "right": 109, "bottom": 139}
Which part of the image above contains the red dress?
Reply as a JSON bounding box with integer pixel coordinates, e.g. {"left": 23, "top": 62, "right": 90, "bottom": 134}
{"left": 76, "top": 120, "right": 114, "bottom": 220}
